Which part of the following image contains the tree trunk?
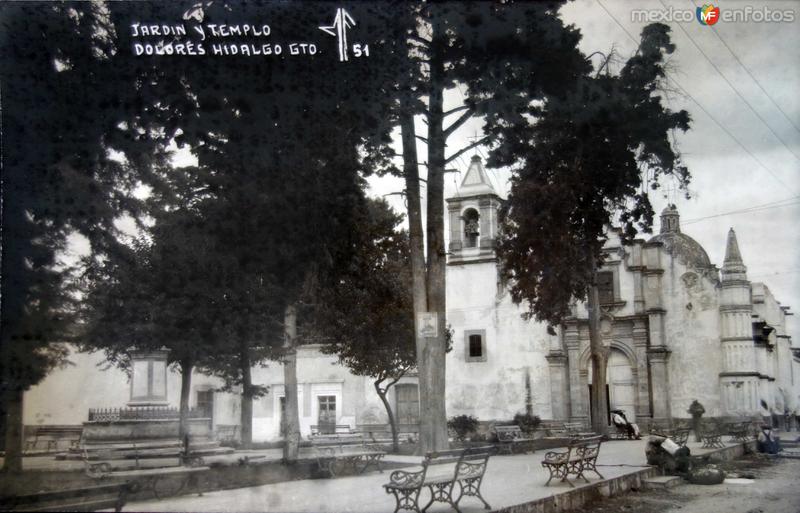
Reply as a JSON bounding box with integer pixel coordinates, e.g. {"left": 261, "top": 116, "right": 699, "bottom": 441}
{"left": 374, "top": 379, "right": 400, "bottom": 453}
{"left": 1, "top": 388, "right": 23, "bottom": 473}
{"left": 418, "top": 14, "right": 450, "bottom": 453}
{"left": 178, "top": 359, "right": 193, "bottom": 441}
{"left": 400, "top": 104, "right": 435, "bottom": 455}
{"left": 587, "top": 258, "right": 609, "bottom": 436}
{"left": 282, "top": 303, "right": 301, "bottom": 462}
{"left": 239, "top": 346, "right": 253, "bottom": 448}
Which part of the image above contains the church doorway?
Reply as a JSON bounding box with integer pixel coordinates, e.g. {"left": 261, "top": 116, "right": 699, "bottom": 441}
{"left": 608, "top": 348, "right": 637, "bottom": 422}
{"left": 586, "top": 347, "right": 637, "bottom": 424}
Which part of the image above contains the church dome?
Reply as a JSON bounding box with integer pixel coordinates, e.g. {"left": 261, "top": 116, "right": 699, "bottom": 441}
{"left": 647, "top": 205, "right": 711, "bottom": 269}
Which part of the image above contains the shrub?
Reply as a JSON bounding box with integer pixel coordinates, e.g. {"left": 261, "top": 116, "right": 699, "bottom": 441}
{"left": 447, "top": 415, "right": 479, "bottom": 441}
{"left": 513, "top": 412, "right": 541, "bottom": 434}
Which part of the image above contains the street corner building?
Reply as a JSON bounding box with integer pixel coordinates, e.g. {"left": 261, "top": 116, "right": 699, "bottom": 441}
{"left": 24, "top": 156, "right": 800, "bottom": 441}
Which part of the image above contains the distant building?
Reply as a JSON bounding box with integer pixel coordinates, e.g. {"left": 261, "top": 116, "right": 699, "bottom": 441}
{"left": 25, "top": 156, "right": 799, "bottom": 440}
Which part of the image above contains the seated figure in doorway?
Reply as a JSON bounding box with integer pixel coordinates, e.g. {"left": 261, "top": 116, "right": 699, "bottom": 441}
{"left": 611, "top": 409, "right": 641, "bottom": 440}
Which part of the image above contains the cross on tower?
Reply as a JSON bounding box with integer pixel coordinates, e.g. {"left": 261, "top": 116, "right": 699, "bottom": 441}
{"left": 468, "top": 130, "right": 481, "bottom": 156}
{"left": 662, "top": 181, "right": 679, "bottom": 206}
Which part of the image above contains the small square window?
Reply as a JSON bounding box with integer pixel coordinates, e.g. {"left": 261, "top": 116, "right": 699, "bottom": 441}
{"left": 464, "top": 330, "right": 487, "bottom": 362}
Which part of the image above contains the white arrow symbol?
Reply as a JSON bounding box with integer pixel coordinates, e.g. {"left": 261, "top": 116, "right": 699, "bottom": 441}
{"left": 319, "top": 8, "right": 356, "bottom": 62}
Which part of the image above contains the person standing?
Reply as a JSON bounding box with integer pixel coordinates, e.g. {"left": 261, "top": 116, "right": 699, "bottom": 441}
{"left": 688, "top": 399, "right": 705, "bottom": 442}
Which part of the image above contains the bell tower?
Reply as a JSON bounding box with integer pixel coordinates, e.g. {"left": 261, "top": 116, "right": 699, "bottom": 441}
{"left": 718, "top": 228, "right": 758, "bottom": 415}
{"left": 446, "top": 155, "right": 501, "bottom": 264}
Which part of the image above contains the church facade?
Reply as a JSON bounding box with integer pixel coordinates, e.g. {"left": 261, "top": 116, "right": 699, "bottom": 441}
{"left": 23, "top": 156, "right": 800, "bottom": 440}
{"left": 444, "top": 156, "right": 797, "bottom": 426}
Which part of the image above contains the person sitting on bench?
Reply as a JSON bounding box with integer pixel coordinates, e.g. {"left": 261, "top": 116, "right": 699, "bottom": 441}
{"left": 611, "top": 409, "right": 641, "bottom": 440}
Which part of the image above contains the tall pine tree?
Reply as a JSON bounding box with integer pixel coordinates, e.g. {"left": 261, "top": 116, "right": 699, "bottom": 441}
{"left": 488, "top": 24, "right": 691, "bottom": 434}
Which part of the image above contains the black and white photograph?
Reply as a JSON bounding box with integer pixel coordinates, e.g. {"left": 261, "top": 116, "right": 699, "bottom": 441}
{"left": 1, "top": 1, "right": 799, "bottom": 512}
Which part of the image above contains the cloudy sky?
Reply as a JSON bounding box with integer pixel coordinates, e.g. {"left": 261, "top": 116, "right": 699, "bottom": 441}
{"left": 370, "top": 0, "right": 800, "bottom": 336}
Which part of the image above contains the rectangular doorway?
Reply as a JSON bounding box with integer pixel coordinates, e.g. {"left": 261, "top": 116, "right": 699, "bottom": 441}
{"left": 196, "top": 390, "right": 214, "bottom": 422}
{"left": 317, "top": 395, "right": 337, "bottom": 434}
{"left": 395, "top": 384, "right": 420, "bottom": 427}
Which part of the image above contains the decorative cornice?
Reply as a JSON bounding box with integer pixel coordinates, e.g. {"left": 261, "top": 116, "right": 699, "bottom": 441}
{"left": 447, "top": 256, "right": 497, "bottom": 266}
{"left": 546, "top": 353, "right": 568, "bottom": 365}
{"left": 719, "top": 372, "right": 760, "bottom": 378}
{"left": 647, "top": 347, "right": 672, "bottom": 361}
{"left": 445, "top": 193, "right": 502, "bottom": 203}
{"left": 720, "top": 279, "right": 750, "bottom": 288}
{"left": 719, "top": 305, "right": 752, "bottom": 313}
{"left": 721, "top": 337, "right": 754, "bottom": 343}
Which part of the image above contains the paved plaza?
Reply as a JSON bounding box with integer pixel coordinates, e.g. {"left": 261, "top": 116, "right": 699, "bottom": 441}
{"left": 122, "top": 440, "right": 740, "bottom": 513}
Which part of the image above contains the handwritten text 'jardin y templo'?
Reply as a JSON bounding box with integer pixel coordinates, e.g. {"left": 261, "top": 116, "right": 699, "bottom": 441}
{"left": 131, "top": 23, "right": 319, "bottom": 57}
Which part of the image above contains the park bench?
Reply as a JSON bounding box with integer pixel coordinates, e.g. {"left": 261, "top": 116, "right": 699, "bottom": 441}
{"left": 642, "top": 419, "right": 671, "bottom": 435}
{"left": 494, "top": 425, "right": 535, "bottom": 454}
{"left": 548, "top": 421, "right": 594, "bottom": 438}
{"left": 82, "top": 438, "right": 209, "bottom": 499}
{"left": 546, "top": 422, "right": 576, "bottom": 437}
{"left": 383, "top": 445, "right": 494, "bottom": 513}
{"left": 541, "top": 436, "right": 604, "bottom": 487}
{"left": 24, "top": 425, "right": 83, "bottom": 453}
{"left": 357, "top": 424, "right": 419, "bottom": 444}
{"left": 699, "top": 423, "right": 726, "bottom": 449}
{"left": 1, "top": 482, "right": 134, "bottom": 512}
{"left": 669, "top": 427, "right": 691, "bottom": 447}
{"left": 644, "top": 423, "right": 691, "bottom": 447}
{"left": 726, "top": 421, "right": 755, "bottom": 443}
{"left": 310, "top": 433, "right": 386, "bottom": 477}
{"left": 310, "top": 424, "right": 353, "bottom": 435}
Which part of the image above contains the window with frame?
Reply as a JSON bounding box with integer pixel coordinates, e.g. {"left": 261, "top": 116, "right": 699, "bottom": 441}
{"left": 597, "top": 271, "right": 615, "bottom": 304}
{"left": 464, "top": 329, "right": 487, "bottom": 362}
{"left": 317, "top": 395, "right": 337, "bottom": 432}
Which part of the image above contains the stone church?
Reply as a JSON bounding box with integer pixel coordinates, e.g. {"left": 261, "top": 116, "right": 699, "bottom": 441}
{"left": 24, "top": 156, "right": 800, "bottom": 441}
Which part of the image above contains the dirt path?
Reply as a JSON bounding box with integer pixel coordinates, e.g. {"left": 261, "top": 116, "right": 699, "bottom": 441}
{"left": 577, "top": 455, "right": 800, "bottom": 513}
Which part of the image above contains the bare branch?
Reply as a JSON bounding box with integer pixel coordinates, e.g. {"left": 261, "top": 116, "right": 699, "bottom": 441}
{"left": 586, "top": 50, "right": 607, "bottom": 62}
{"left": 443, "top": 105, "right": 471, "bottom": 117}
{"left": 445, "top": 136, "right": 491, "bottom": 164}
{"left": 443, "top": 107, "right": 476, "bottom": 138}
{"left": 416, "top": 135, "right": 429, "bottom": 144}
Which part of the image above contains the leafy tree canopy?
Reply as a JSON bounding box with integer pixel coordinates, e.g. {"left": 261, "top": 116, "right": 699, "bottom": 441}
{"left": 312, "top": 199, "right": 416, "bottom": 381}
{"left": 490, "top": 23, "right": 691, "bottom": 327}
